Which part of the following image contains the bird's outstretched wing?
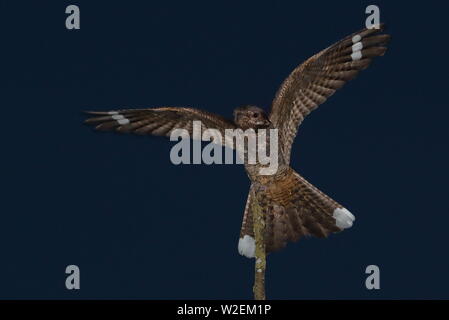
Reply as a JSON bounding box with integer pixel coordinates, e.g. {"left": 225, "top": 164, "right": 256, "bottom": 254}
{"left": 269, "top": 24, "right": 391, "bottom": 163}
{"left": 84, "top": 107, "right": 237, "bottom": 145}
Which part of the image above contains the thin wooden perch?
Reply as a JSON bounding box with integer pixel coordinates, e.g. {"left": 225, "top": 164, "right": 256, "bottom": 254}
{"left": 252, "top": 187, "right": 266, "bottom": 300}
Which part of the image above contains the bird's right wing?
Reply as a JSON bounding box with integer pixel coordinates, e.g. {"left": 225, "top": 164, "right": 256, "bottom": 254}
{"left": 269, "top": 24, "right": 391, "bottom": 163}
{"left": 84, "top": 107, "right": 237, "bottom": 146}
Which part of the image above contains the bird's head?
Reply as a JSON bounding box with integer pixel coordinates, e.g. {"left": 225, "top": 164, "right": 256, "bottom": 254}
{"left": 233, "top": 105, "right": 270, "bottom": 130}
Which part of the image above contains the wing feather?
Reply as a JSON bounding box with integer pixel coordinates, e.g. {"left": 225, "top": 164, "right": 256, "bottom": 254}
{"left": 270, "top": 24, "right": 391, "bottom": 163}
{"left": 84, "top": 107, "right": 237, "bottom": 146}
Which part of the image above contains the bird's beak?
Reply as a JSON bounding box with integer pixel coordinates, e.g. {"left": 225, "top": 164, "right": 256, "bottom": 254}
{"left": 257, "top": 119, "right": 271, "bottom": 126}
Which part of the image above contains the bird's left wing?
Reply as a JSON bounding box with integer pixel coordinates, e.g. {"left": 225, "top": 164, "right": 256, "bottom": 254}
{"left": 84, "top": 107, "right": 237, "bottom": 145}
{"left": 269, "top": 24, "right": 391, "bottom": 163}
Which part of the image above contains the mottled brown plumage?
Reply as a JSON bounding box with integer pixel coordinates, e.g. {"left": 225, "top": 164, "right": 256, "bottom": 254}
{"left": 270, "top": 25, "right": 390, "bottom": 163}
{"left": 84, "top": 107, "right": 237, "bottom": 145}
{"left": 84, "top": 25, "right": 390, "bottom": 256}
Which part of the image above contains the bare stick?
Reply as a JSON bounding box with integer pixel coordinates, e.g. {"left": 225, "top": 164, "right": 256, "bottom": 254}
{"left": 252, "top": 187, "right": 266, "bottom": 300}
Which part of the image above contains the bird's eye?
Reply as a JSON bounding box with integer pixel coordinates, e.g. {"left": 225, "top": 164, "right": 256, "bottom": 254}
{"left": 252, "top": 112, "right": 259, "bottom": 118}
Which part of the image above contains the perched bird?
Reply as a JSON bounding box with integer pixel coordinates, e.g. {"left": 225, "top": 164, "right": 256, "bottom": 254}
{"left": 85, "top": 25, "right": 390, "bottom": 258}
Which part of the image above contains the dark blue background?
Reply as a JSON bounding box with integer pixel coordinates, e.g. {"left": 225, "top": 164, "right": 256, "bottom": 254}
{"left": 1, "top": 0, "right": 448, "bottom": 299}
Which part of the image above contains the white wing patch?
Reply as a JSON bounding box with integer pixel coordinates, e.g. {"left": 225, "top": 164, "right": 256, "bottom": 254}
{"left": 108, "top": 112, "right": 130, "bottom": 125}
{"left": 351, "top": 34, "right": 363, "bottom": 61}
{"left": 117, "top": 118, "right": 130, "bottom": 125}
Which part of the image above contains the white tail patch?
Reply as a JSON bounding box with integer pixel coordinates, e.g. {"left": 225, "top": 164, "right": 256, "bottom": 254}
{"left": 238, "top": 235, "right": 255, "bottom": 258}
{"left": 333, "top": 207, "right": 355, "bottom": 229}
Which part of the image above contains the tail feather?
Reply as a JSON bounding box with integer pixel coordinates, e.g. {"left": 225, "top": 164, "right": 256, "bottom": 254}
{"left": 271, "top": 205, "right": 290, "bottom": 252}
{"left": 238, "top": 170, "right": 355, "bottom": 258}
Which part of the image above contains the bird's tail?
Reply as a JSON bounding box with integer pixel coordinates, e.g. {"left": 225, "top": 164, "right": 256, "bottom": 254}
{"left": 238, "top": 169, "right": 355, "bottom": 258}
